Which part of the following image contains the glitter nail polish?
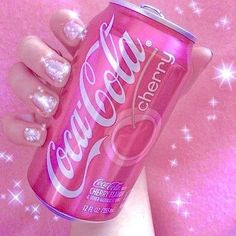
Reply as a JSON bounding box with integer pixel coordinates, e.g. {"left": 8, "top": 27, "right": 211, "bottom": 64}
{"left": 64, "top": 20, "right": 87, "bottom": 41}
{"left": 30, "top": 87, "right": 58, "bottom": 115}
{"left": 24, "top": 128, "right": 41, "bottom": 142}
{"left": 43, "top": 58, "right": 71, "bottom": 83}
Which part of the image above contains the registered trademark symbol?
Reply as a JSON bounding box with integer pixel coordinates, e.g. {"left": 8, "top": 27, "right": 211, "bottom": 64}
{"left": 146, "top": 40, "right": 153, "bottom": 47}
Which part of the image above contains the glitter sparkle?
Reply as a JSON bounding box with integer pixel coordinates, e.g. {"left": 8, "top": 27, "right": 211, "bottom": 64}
{"left": 182, "top": 125, "right": 193, "bottom": 142}
{"left": 8, "top": 189, "right": 23, "bottom": 205}
{"left": 164, "top": 176, "right": 171, "bottom": 182}
{"left": 24, "top": 128, "right": 41, "bottom": 143}
{"left": 189, "top": 0, "right": 203, "bottom": 16}
{"left": 169, "top": 159, "right": 178, "bottom": 168}
{"left": 171, "top": 144, "right": 177, "bottom": 150}
{"left": 208, "top": 97, "right": 219, "bottom": 108}
{"left": 215, "top": 16, "right": 231, "bottom": 30}
{"left": 53, "top": 215, "right": 60, "bottom": 221}
{"left": 214, "top": 62, "right": 236, "bottom": 90}
{"left": 64, "top": 21, "right": 87, "bottom": 41}
{"left": 183, "top": 210, "right": 190, "bottom": 218}
{"left": 0, "top": 151, "right": 13, "bottom": 162}
{"left": 193, "top": 7, "right": 203, "bottom": 16}
{"left": 30, "top": 87, "right": 58, "bottom": 115}
{"left": 184, "top": 134, "right": 193, "bottom": 142}
{"left": 170, "top": 196, "right": 186, "bottom": 212}
{"left": 207, "top": 114, "right": 217, "bottom": 121}
{"left": 189, "top": 0, "right": 198, "bottom": 9}
{"left": 13, "top": 180, "right": 22, "bottom": 189}
{"left": 25, "top": 206, "right": 30, "bottom": 212}
{"left": 31, "top": 205, "right": 40, "bottom": 215}
{"left": 181, "top": 126, "right": 190, "bottom": 134}
{"left": 175, "top": 6, "right": 184, "bottom": 15}
{"left": 220, "top": 16, "right": 230, "bottom": 28}
{"left": 34, "top": 215, "right": 40, "bottom": 221}
{"left": 68, "top": 10, "right": 80, "bottom": 20}
{"left": 43, "top": 58, "right": 71, "bottom": 83}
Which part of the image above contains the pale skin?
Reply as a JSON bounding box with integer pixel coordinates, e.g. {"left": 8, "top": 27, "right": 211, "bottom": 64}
{"left": 1, "top": 9, "right": 212, "bottom": 236}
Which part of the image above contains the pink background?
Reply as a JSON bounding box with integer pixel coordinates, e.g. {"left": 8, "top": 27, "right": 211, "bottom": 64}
{"left": 0, "top": 0, "right": 235, "bottom": 235}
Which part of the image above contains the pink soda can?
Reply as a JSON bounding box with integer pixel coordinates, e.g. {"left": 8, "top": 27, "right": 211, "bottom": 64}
{"left": 28, "top": 0, "right": 196, "bottom": 222}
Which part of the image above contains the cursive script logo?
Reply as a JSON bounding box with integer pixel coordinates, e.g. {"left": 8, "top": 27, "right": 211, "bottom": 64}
{"left": 93, "top": 179, "right": 125, "bottom": 191}
{"left": 47, "top": 15, "right": 146, "bottom": 198}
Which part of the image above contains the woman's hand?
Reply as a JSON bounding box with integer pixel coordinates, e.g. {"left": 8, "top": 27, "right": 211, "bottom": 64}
{"left": 1, "top": 9, "right": 212, "bottom": 236}
{"left": 1, "top": 9, "right": 86, "bottom": 146}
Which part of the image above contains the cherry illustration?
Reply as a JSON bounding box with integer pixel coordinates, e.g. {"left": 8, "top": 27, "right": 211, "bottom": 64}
{"left": 104, "top": 109, "right": 161, "bottom": 167}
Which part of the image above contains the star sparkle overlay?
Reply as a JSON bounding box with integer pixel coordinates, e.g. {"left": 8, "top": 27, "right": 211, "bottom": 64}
{"left": 166, "top": 123, "right": 196, "bottom": 232}
{"left": 13, "top": 180, "right": 22, "bottom": 189}
{"left": 175, "top": 6, "right": 184, "bottom": 15}
{"left": 188, "top": 0, "right": 203, "bottom": 16}
{"left": 207, "top": 97, "right": 219, "bottom": 122}
{"left": 208, "top": 97, "right": 219, "bottom": 108}
{"left": 214, "top": 62, "right": 236, "bottom": 90}
{"left": 207, "top": 114, "right": 217, "bottom": 121}
{"left": 183, "top": 210, "right": 190, "bottom": 218}
{"left": 215, "top": 16, "right": 231, "bottom": 30}
{"left": 8, "top": 189, "right": 23, "bottom": 205}
{"left": 0, "top": 176, "right": 61, "bottom": 223}
{"left": 171, "top": 144, "right": 177, "bottom": 150}
{"left": 169, "top": 159, "right": 178, "bottom": 168}
{"left": 181, "top": 125, "right": 193, "bottom": 143}
{"left": 0, "top": 151, "right": 13, "bottom": 163}
{"left": 170, "top": 196, "right": 189, "bottom": 213}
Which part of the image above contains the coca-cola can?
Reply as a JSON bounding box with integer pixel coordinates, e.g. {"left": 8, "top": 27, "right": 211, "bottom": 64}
{"left": 28, "top": 0, "right": 196, "bottom": 221}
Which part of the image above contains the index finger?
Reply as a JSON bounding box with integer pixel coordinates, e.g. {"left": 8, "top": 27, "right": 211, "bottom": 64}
{"left": 50, "top": 9, "right": 87, "bottom": 56}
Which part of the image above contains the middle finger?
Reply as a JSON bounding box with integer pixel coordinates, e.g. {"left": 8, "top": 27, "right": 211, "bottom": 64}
{"left": 18, "top": 36, "right": 71, "bottom": 88}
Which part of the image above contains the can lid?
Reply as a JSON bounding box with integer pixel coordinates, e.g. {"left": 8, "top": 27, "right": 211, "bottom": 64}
{"left": 110, "top": 0, "right": 197, "bottom": 42}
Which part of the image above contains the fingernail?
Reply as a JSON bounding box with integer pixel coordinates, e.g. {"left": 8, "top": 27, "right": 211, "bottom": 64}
{"left": 208, "top": 48, "right": 213, "bottom": 59}
{"left": 64, "top": 20, "right": 87, "bottom": 41}
{"left": 30, "top": 87, "right": 58, "bottom": 116}
{"left": 203, "top": 47, "right": 213, "bottom": 63}
{"left": 43, "top": 58, "right": 71, "bottom": 83}
{"left": 24, "top": 127, "right": 41, "bottom": 142}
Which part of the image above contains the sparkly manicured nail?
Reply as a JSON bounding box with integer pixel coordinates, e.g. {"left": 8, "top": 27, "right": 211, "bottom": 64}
{"left": 43, "top": 58, "right": 71, "bottom": 83}
{"left": 64, "top": 20, "right": 87, "bottom": 41}
{"left": 30, "top": 87, "right": 58, "bottom": 116}
{"left": 24, "top": 128, "right": 41, "bottom": 142}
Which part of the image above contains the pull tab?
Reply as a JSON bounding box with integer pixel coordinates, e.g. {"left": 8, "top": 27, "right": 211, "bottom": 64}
{"left": 140, "top": 4, "right": 165, "bottom": 19}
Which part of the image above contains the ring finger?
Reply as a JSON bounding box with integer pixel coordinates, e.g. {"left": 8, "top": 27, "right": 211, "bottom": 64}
{"left": 8, "top": 62, "right": 59, "bottom": 118}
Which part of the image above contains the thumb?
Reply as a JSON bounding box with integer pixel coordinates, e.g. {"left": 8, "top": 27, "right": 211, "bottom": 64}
{"left": 181, "top": 46, "right": 213, "bottom": 97}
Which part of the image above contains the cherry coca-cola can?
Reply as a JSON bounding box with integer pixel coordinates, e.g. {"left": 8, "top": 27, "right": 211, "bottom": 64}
{"left": 28, "top": 0, "right": 196, "bottom": 221}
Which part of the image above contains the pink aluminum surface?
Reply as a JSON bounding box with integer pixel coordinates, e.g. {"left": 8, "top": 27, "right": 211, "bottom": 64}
{"left": 28, "top": 1, "right": 194, "bottom": 221}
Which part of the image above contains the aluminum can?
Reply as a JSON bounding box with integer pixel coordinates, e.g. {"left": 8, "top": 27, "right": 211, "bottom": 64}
{"left": 28, "top": 0, "right": 196, "bottom": 221}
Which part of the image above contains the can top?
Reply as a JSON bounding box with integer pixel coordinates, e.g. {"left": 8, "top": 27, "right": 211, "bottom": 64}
{"left": 110, "top": 0, "right": 197, "bottom": 42}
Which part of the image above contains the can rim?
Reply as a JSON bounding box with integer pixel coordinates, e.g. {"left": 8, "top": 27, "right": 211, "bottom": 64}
{"left": 110, "top": 0, "right": 197, "bottom": 43}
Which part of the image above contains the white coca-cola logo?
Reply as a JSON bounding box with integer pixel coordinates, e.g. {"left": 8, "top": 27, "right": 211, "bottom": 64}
{"left": 93, "top": 179, "right": 124, "bottom": 191}
{"left": 47, "top": 15, "right": 146, "bottom": 198}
